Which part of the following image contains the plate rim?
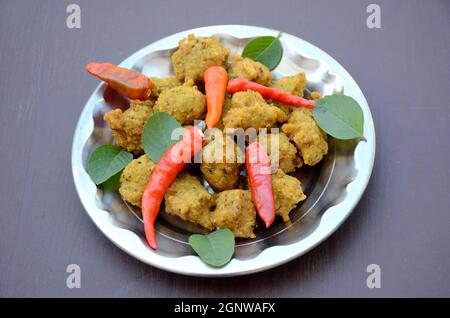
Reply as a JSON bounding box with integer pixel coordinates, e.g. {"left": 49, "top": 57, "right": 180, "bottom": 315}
{"left": 72, "top": 24, "right": 376, "bottom": 277}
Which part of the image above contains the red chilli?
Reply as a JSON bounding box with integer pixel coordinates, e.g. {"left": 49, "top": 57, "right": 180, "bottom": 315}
{"left": 227, "top": 78, "right": 315, "bottom": 109}
{"left": 245, "top": 141, "right": 275, "bottom": 228}
{"left": 85, "top": 62, "right": 153, "bottom": 100}
{"left": 141, "top": 127, "right": 204, "bottom": 249}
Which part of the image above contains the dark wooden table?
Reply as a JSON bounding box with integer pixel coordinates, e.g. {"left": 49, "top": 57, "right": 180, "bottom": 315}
{"left": 1, "top": 0, "right": 449, "bottom": 297}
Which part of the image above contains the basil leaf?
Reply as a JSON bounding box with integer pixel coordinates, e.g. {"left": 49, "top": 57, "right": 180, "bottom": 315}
{"left": 242, "top": 33, "right": 283, "bottom": 70}
{"left": 313, "top": 95, "right": 365, "bottom": 140}
{"left": 87, "top": 144, "right": 133, "bottom": 185}
{"left": 189, "top": 228, "right": 235, "bottom": 267}
{"left": 142, "top": 112, "right": 182, "bottom": 162}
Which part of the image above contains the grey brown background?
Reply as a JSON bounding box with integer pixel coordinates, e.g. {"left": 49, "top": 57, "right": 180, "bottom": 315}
{"left": 0, "top": 0, "right": 449, "bottom": 297}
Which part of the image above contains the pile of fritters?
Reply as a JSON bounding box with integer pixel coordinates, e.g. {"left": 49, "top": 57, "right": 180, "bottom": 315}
{"left": 105, "top": 34, "right": 328, "bottom": 237}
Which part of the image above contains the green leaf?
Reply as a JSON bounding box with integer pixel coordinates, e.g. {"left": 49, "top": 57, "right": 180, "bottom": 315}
{"left": 189, "top": 228, "right": 235, "bottom": 267}
{"left": 142, "top": 112, "right": 182, "bottom": 162}
{"left": 313, "top": 95, "right": 365, "bottom": 140}
{"left": 101, "top": 171, "right": 122, "bottom": 191}
{"left": 242, "top": 33, "right": 283, "bottom": 70}
{"left": 87, "top": 144, "right": 133, "bottom": 185}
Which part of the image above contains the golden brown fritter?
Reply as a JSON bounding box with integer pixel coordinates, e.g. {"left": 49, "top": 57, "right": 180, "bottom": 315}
{"left": 228, "top": 55, "right": 272, "bottom": 85}
{"left": 271, "top": 72, "right": 307, "bottom": 115}
{"left": 223, "top": 91, "right": 287, "bottom": 130}
{"left": 310, "top": 91, "right": 322, "bottom": 100}
{"left": 171, "top": 34, "right": 229, "bottom": 83}
{"left": 129, "top": 99, "right": 154, "bottom": 108}
{"left": 150, "top": 77, "right": 181, "bottom": 98}
{"left": 200, "top": 132, "right": 244, "bottom": 191}
{"left": 164, "top": 173, "right": 215, "bottom": 230}
{"left": 216, "top": 97, "right": 232, "bottom": 130}
{"left": 211, "top": 190, "right": 256, "bottom": 238}
{"left": 258, "top": 132, "right": 302, "bottom": 173}
{"left": 154, "top": 83, "right": 206, "bottom": 125}
{"left": 119, "top": 155, "right": 156, "bottom": 207}
{"left": 272, "top": 169, "right": 306, "bottom": 222}
{"left": 272, "top": 72, "right": 306, "bottom": 95}
{"left": 281, "top": 108, "right": 328, "bottom": 166}
{"left": 103, "top": 100, "right": 153, "bottom": 154}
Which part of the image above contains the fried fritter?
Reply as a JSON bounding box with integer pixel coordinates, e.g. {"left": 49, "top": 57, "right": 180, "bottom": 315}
{"left": 271, "top": 72, "right": 307, "bottom": 115}
{"left": 228, "top": 55, "right": 272, "bottom": 85}
{"left": 258, "top": 132, "right": 302, "bottom": 173}
{"left": 150, "top": 77, "right": 181, "bottom": 98}
{"left": 103, "top": 100, "right": 153, "bottom": 154}
{"left": 272, "top": 72, "right": 306, "bottom": 95}
{"left": 119, "top": 154, "right": 156, "bottom": 207}
{"left": 200, "top": 132, "right": 244, "bottom": 191}
{"left": 128, "top": 99, "right": 154, "bottom": 108}
{"left": 223, "top": 91, "right": 287, "bottom": 130}
{"left": 281, "top": 108, "right": 328, "bottom": 166}
{"left": 171, "top": 34, "right": 229, "bottom": 83}
{"left": 164, "top": 173, "right": 215, "bottom": 230}
{"left": 154, "top": 83, "right": 206, "bottom": 125}
{"left": 216, "top": 97, "right": 232, "bottom": 130}
{"left": 310, "top": 91, "right": 322, "bottom": 100}
{"left": 272, "top": 169, "right": 306, "bottom": 222}
{"left": 211, "top": 190, "right": 256, "bottom": 238}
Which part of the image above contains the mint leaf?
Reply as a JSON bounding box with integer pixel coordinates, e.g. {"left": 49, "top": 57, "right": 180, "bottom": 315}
{"left": 242, "top": 33, "right": 283, "bottom": 70}
{"left": 87, "top": 144, "right": 133, "bottom": 185}
{"left": 142, "top": 112, "right": 182, "bottom": 162}
{"left": 313, "top": 95, "right": 365, "bottom": 140}
{"left": 189, "top": 228, "right": 235, "bottom": 267}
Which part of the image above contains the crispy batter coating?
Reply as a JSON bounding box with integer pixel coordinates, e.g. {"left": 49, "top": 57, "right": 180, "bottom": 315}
{"left": 272, "top": 169, "right": 306, "bottom": 222}
{"left": 104, "top": 100, "right": 153, "bottom": 154}
{"left": 258, "top": 132, "right": 302, "bottom": 173}
{"left": 310, "top": 91, "right": 322, "bottom": 100}
{"left": 154, "top": 83, "right": 206, "bottom": 125}
{"left": 211, "top": 190, "right": 256, "bottom": 238}
{"left": 200, "top": 132, "right": 244, "bottom": 191}
{"left": 216, "top": 97, "right": 232, "bottom": 130}
{"left": 150, "top": 77, "right": 181, "bottom": 98}
{"left": 281, "top": 108, "right": 328, "bottom": 166}
{"left": 228, "top": 55, "right": 272, "bottom": 85}
{"left": 223, "top": 91, "right": 287, "bottom": 130}
{"left": 272, "top": 72, "right": 306, "bottom": 95}
{"left": 129, "top": 99, "right": 154, "bottom": 108}
{"left": 164, "top": 173, "right": 215, "bottom": 230}
{"left": 271, "top": 72, "right": 307, "bottom": 115}
{"left": 171, "top": 34, "right": 229, "bottom": 83}
{"left": 119, "top": 155, "right": 156, "bottom": 207}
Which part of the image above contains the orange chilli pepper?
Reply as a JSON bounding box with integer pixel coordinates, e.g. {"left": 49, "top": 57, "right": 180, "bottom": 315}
{"left": 227, "top": 78, "right": 315, "bottom": 109}
{"left": 141, "top": 127, "right": 204, "bottom": 249}
{"left": 245, "top": 141, "right": 275, "bottom": 228}
{"left": 204, "top": 66, "right": 228, "bottom": 128}
{"left": 85, "top": 62, "right": 153, "bottom": 100}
